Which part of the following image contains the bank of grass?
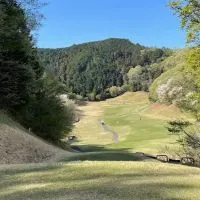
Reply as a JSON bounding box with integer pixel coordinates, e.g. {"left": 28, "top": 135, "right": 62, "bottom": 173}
{"left": 72, "top": 92, "right": 193, "bottom": 154}
{"left": 1, "top": 92, "right": 199, "bottom": 200}
{"left": 0, "top": 161, "right": 200, "bottom": 200}
{"left": 0, "top": 110, "right": 72, "bottom": 164}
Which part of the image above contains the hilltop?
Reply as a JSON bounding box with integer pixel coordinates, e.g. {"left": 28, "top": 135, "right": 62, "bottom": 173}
{"left": 38, "top": 38, "right": 170, "bottom": 100}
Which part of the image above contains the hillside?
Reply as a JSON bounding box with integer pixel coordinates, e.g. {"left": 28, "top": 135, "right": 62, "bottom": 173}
{"left": 0, "top": 93, "right": 199, "bottom": 200}
{"left": 0, "top": 111, "right": 72, "bottom": 164}
{"left": 38, "top": 38, "right": 170, "bottom": 100}
{"left": 149, "top": 49, "right": 196, "bottom": 111}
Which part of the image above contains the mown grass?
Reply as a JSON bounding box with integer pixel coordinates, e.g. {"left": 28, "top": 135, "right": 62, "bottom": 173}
{"left": 0, "top": 92, "right": 198, "bottom": 200}
{"left": 72, "top": 92, "right": 193, "bottom": 154}
{"left": 0, "top": 161, "right": 200, "bottom": 200}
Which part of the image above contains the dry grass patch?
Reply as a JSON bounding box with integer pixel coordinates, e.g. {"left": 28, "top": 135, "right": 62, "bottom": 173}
{"left": 0, "top": 111, "right": 73, "bottom": 164}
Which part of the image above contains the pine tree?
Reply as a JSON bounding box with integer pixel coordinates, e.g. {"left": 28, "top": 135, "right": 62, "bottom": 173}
{"left": 0, "top": 0, "right": 43, "bottom": 109}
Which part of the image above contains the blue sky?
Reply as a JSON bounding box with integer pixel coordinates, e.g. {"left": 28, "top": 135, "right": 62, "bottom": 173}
{"left": 37, "top": 0, "right": 186, "bottom": 49}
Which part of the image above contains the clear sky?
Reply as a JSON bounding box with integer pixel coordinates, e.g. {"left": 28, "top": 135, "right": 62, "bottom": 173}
{"left": 37, "top": 0, "right": 186, "bottom": 49}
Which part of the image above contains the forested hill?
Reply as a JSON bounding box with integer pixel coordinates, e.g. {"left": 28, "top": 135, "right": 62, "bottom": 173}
{"left": 38, "top": 38, "right": 171, "bottom": 100}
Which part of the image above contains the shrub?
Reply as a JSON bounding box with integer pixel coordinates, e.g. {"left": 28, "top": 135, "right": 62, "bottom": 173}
{"left": 12, "top": 75, "right": 75, "bottom": 142}
{"left": 108, "top": 86, "right": 121, "bottom": 97}
{"left": 96, "top": 94, "right": 103, "bottom": 101}
{"left": 75, "top": 94, "right": 84, "bottom": 101}
{"left": 87, "top": 92, "right": 96, "bottom": 101}
{"left": 121, "top": 84, "right": 132, "bottom": 92}
{"left": 13, "top": 94, "right": 74, "bottom": 142}
{"left": 68, "top": 93, "right": 77, "bottom": 100}
{"left": 167, "top": 120, "right": 200, "bottom": 165}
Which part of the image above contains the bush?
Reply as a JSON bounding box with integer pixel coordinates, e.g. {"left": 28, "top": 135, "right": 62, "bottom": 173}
{"left": 75, "top": 94, "right": 84, "bottom": 101}
{"left": 12, "top": 76, "right": 75, "bottom": 142}
{"left": 121, "top": 84, "right": 132, "bottom": 92}
{"left": 13, "top": 95, "right": 74, "bottom": 142}
{"left": 87, "top": 92, "right": 96, "bottom": 101}
{"left": 83, "top": 97, "right": 89, "bottom": 101}
{"left": 68, "top": 93, "right": 77, "bottom": 100}
{"left": 108, "top": 86, "right": 121, "bottom": 97}
{"left": 167, "top": 120, "right": 200, "bottom": 165}
{"left": 95, "top": 94, "right": 103, "bottom": 101}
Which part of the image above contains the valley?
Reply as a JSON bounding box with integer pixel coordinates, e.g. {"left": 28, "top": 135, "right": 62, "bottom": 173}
{"left": 1, "top": 0, "right": 200, "bottom": 199}
{"left": 71, "top": 92, "right": 192, "bottom": 155}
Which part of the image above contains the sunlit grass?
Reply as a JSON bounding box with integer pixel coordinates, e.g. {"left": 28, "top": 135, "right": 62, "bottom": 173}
{"left": 0, "top": 161, "right": 199, "bottom": 200}
{"left": 72, "top": 92, "right": 193, "bottom": 154}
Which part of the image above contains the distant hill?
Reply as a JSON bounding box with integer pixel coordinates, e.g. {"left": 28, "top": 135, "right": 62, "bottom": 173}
{"left": 0, "top": 111, "right": 72, "bottom": 164}
{"left": 38, "top": 38, "right": 170, "bottom": 100}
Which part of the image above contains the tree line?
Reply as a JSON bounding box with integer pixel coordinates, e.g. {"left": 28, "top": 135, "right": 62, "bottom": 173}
{"left": 0, "top": 0, "right": 74, "bottom": 143}
{"left": 39, "top": 39, "right": 171, "bottom": 100}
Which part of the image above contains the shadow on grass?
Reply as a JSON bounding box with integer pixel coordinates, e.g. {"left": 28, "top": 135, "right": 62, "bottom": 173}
{"left": 1, "top": 171, "right": 198, "bottom": 200}
{"left": 66, "top": 144, "right": 155, "bottom": 162}
{"left": 1, "top": 155, "right": 200, "bottom": 200}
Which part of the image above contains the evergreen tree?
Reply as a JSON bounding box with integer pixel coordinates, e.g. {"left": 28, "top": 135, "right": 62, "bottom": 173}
{"left": 0, "top": 0, "right": 74, "bottom": 142}
{"left": 0, "top": 0, "right": 43, "bottom": 109}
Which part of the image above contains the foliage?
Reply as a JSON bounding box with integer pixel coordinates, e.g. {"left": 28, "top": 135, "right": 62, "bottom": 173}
{"left": 108, "top": 86, "right": 122, "bottom": 97}
{"left": 18, "top": 0, "right": 46, "bottom": 32}
{"left": 12, "top": 75, "right": 74, "bottom": 142}
{"left": 38, "top": 39, "right": 170, "bottom": 100}
{"left": 185, "top": 46, "right": 200, "bottom": 120}
{"left": 167, "top": 120, "right": 200, "bottom": 162}
{"left": 149, "top": 49, "right": 196, "bottom": 105}
{"left": 127, "top": 65, "right": 148, "bottom": 91}
{"left": 186, "top": 46, "right": 200, "bottom": 84}
{"left": 0, "top": 0, "right": 43, "bottom": 109}
{"left": 169, "top": 0, "right": 200, "bottom": 44}
{"left": 0, "top": 0, "right": 74, "bottom": 142}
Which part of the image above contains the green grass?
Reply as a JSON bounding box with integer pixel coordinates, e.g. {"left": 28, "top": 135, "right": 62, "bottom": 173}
{"left": 72, "top": 92, "right": 193, "bottom": 154}
{"left": 1, "top": 92, "right": 198, "bottom": 200}
{"left": 0, "top": 161, "right": 200, "bottom": 200}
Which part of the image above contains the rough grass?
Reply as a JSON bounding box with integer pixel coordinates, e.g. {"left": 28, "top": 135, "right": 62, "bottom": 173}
{"left": 0, "top": 111, "right": 73, "bottom": 164}
{"left": 72, "top": 92, "right": 193, "bottom": 154}
{"left": 0, "top": 161, "right": 199, "bottom": 200}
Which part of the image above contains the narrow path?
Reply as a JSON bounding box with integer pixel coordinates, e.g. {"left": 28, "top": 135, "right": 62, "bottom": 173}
{"left": 100, "top": 120, "right": 119, "bottom": 143}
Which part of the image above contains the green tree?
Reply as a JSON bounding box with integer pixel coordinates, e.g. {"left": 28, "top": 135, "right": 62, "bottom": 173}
{"left": 15, "top": 74, "right": 74, "bottom": 142}
{"left": 186, "top": 47, "right": 200, "bottom": 120}
{"left": 168, "top": 0, "right": 200, "bottom": 162}
{"left": 169, "top": 0, "right": 200, "bottom": 44}
{"left": 0, "top": 0, "right": 74, "bottom": 142}
{"left": 38, "top": 39, "right": 169, "bottom": 100}
{"left": 0, "top": 0, "right": 42, "bottom": 109}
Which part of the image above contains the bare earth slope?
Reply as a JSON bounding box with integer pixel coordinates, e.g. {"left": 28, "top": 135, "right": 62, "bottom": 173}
{"left": 0, "top": 111, "right": 71, "bottom": 164}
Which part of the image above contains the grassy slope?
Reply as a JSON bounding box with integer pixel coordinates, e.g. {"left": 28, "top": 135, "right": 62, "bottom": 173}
{"left": 72, "top": 92, "right": 193, "bottom": 154}
{"left": 0, "top": 161, "right": 200, "bottom": 200}
{"left": 0, "top": 111, "right": 73, "bottom": 164}
{"left": 0, "top": 92, "right": 199, "bottom": 200}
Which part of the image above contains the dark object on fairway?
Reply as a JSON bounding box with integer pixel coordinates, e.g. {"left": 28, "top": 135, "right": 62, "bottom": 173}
{"left": 100, "top": 120, "right": 105, "bottom": 125}
{"left": 181, "top": 157, "right": 195, "bottom": 165}
{"left": 74, "top": 117, "right": 80, "bottom": 123}
{"left": 135, "top": 152, "right": 145, "bottom": 156}
{"left": 168, "top": 158, "right": 181, "bottom": 164}
{"left": 68, "top": 136, "right": 77, "bottom": 141}
{"left": 156, "top": 155, "right": 169, "bottom": 162}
